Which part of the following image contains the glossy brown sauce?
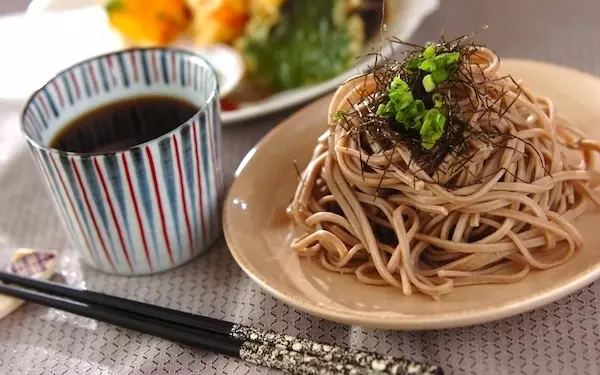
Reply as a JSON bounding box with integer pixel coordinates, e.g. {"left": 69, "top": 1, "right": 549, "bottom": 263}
{"left": 49, "top": 96, "right": 199, "bottom": 154}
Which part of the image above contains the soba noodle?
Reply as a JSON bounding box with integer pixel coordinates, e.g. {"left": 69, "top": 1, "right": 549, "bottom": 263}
{"left": 286, "top": 44, "right": 600, "bottom": 299}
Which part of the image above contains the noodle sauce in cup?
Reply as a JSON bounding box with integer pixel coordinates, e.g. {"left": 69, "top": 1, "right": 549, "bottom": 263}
{"left": 20, "top": 48, "right": 224, "bottom": 275}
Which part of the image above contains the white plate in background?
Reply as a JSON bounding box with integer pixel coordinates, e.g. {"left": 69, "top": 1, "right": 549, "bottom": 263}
{"left": 21, "top": 0, "right": 439, "bottom": 125}
{"left": 0, "top": 7, "right": 243, "bottom": 103}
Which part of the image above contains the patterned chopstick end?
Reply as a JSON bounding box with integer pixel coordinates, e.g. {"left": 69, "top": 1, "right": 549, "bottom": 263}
{"left": 231, "top": 325, "right": 443, "bottom": 375}
{"left": 239, "top": 341, "right": 443, "bottom": 375}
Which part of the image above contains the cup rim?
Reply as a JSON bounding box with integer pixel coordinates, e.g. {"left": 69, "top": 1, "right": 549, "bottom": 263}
{"left": 20, "top": 46, "right": 219, "bottom": 158}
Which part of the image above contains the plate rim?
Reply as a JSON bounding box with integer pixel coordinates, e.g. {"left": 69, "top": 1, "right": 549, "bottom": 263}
{"left": 224, "top": 58, "right": 600, "bottom": 330}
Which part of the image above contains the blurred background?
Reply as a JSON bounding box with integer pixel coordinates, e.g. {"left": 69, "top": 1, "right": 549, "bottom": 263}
{"left": 2, "top": 0, "right": 598, "bottom": 71}
{"left": 2, "top": 0, "right": 599, "bottom": 111}
{"left": 3, "top": 0, "right": 599, "bottom": 120}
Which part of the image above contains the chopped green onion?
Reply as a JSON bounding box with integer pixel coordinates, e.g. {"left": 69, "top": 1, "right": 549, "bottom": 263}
{"left": 423, "top": 44, "right": 436, "bottom": 58}
{"left": 407, "top": 56, "right": 423, "bottom": 70}
{"left": 418, "top": 59, "right": 436, "bottom": 72}
{"left": 433, "top": 52, "right": 460, "bottom": 66}
{"left": 390, "top": 77, "right": 408, "bottom": 90}
{"left": 420, "top": 109, "right": 446, "bottom": 149}
{"left": 376, "top": 43, "right": 462, "bottom": 149}
{"left": 432, "top": 93, "right": 444, "bottom": 108}
{"left": 422, "top": 75, "right": 436, "bottom": 92}
{"left": 334, "top": 110, "right": 346, "bottom": 121}
{"left": 431, "top": 68, "right": 449, "bottom": 84}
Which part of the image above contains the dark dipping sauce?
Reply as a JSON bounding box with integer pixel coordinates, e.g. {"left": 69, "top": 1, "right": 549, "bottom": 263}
{"left": 49, "top": 95, "right": 199, "bottom": 154}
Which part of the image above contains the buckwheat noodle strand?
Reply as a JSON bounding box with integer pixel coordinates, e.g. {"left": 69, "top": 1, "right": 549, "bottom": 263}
{"left": 287, "top": 46, "right": 600, "bottom": 299}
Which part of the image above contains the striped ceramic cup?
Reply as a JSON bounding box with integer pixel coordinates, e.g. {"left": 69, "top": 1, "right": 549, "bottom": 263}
{"left": 20, "top": 48, "right": 224, "bottom": 275}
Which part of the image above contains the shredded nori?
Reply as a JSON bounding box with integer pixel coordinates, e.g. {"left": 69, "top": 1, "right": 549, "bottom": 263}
{"left": 334, "top": 33, "right": 546, "bottom": 189}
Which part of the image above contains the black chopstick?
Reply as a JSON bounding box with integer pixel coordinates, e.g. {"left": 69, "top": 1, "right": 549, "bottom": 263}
{"left": 0, "top": 283, "right": 240, "bottom": 354}
{"left": 0, "top": 283, "right": 361, "bottom": 375}
{"left": 0, "top": 270, "right": 232, "bottom": 334}
{"left": 0, "top": 271, "right": 443, "bottom": 375}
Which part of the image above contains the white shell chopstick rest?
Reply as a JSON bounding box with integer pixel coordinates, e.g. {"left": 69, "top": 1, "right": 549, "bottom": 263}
{"left": 0, "top": 248, "right": 59, "bottom": 320}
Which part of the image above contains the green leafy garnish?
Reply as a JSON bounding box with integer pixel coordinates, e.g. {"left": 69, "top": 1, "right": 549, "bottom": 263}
{"left": 376, "top": 76, "right": 446, "bottom": 148}
{"left": 409, "top": 45, "right": 460, "bottom": 93}
{"left": 241, "top": 0, "right": 356, "bottom": 91}
{"left": 422, "top": 75, "right": 436, "bottom": 92}
{"left": 334, "top": 110, "right": 346, "bottom": 122}
{"left": 423, "top": 44, "right": 436, "bottom": 59}
{"left": 376, "top": 77, "right": 426, "bottom": 128}
{"left": 432, "top": 92, "right": 444, "bottom": 108}
{"left": 376, "top": 43, "right": 459, "bottom": 149}
{"left": 434, "top": 52, "right": 460, "bottom": 66}
{"left": 431, "top": 68, "right": 449, "bottom": 84}
{"left": 420, "top": 109, "right": 446, "bottom": 149}
{"left": 418, "top": 59, "right": 436, "bottom": 72}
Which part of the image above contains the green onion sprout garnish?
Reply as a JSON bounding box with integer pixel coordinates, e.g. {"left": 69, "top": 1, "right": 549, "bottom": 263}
{"left": 334, "top": 34, "right": 525, "bottom": 184}
{"left": 373, "top": 43, "right": 461, "bottom": 149}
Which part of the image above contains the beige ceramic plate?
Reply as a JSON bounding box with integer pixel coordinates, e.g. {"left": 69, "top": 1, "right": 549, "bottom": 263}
{"left": 223, "top": 59, "right": 600, "bottom": 330}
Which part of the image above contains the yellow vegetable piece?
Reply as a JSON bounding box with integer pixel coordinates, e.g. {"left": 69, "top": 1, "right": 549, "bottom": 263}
{"left": 106, "top": 0, "right": 192, "bottom": 45}
{"left": 187, "top": 0, "right": 250, "bottom": 45}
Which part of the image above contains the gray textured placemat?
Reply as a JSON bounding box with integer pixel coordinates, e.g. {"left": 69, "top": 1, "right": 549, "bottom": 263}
{"left": 2, "top": 1, "right": 600, "bottom": 374}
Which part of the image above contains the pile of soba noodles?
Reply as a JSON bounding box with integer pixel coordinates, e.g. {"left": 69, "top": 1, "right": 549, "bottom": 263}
{"left": 286, "top": 36, "right": 600, "bottom": 299}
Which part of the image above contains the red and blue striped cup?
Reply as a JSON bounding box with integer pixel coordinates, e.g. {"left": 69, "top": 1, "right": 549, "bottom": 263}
{"left": 20, "top": 48, "right": 224, "bottom": 275}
